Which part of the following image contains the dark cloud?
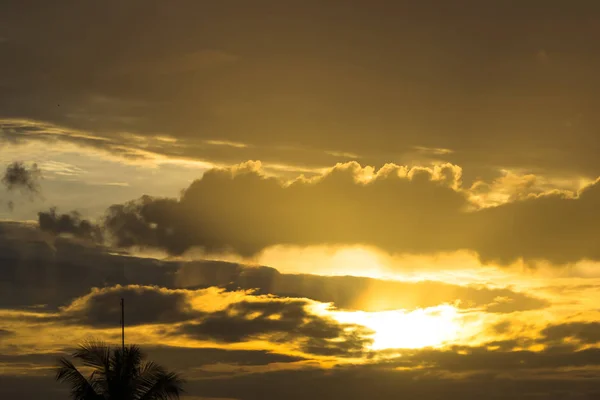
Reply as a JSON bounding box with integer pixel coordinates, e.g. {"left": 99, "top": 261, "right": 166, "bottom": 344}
{"left": 1, "top": 162, "right": 41, "bottom": 194}
{"left": 4, "top": 364, "right": 600, "bottom": 400}
{"left": 2, "top": 1, "right": 600, "bottom": 182}
{"left": 172, "top": 341, "right": 600, "bottom": 399}
{"left": 0, "top": 120, "right": 154, "bottom": 162}
{"left": 178, "top": 298, "right": 373, "bottom": 357}
{"left": 191, "top": 362, "right": 600, "bottom": 400}
{"left": 6, "top": 275, "right": 374, "bottom": 357}
{"left": 0, "top": 344, "right": 303, "bottom": 375}
{"left": 540, "top": 322, "right": 600, "bottom": 345}
{"left": 0, "top": 329, "right": 13, "bottom": 338}
{"left": 0, "top": 119, "right": 355, "bottom": 178}
{"left": 387, "top": 345, "right": 600, "bottom": 373}
{"left": 180, "top": 263, "right": 548, "bottom": 313}
{"left": 103, "top": 162, "right": 467, "bottom": 257}
{"left": 0, "top": 351, "right": 68, "bottom": 368}
{"left": 145, "top": 346, "right": 305, "bottom": 370}
{"left": 103, "top": 196, "right": 181, "bottom": 251}
{"left": 38, "top": 207, "right": 103, "bottom": 241}
{"left": 100, "top": 162, "right": 600, "bottom": 264}
{"left": 0, "top": 222, "right": 179, "bottom": 310}
{"left": 0, "top": 376, "right": 66, "bottom": 400}
{"left": 2, "top": 288, "right": 600, "bottom": 399}
{"left": 464, "top": 182, "right": 600, "bottom": 264}
{"left": 3, "top": 2, "right": 600, "bottom": 397}
{"left": 60, "top": 285, "right": 197, "bottom": 327}
{"left": 4, "top": 3, "right": 600, "bottom": 171}
{"left": 0, "top": 221, "right": 549, "bottom": 313}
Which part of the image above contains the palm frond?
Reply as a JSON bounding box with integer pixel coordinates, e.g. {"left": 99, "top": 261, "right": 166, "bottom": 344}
{"left": 73, "top": 339, "right": 111, "bottom": 372}
{"left": 72, "top": 340, "right": 111, "bottom": 394}
{"left": 56, "top": 340, "right": 184, "bottom": 400}
{"left": 135, "top": 361, "right": 185, "bottom": 400}
{"left": 55, "top": 357, "right": 101, "bottom": 400}
{"left": 125, "top": 344, "right": 146, "bottom": 376}
{"left": 113, "top": 344, "right": 147, "bottom": 399}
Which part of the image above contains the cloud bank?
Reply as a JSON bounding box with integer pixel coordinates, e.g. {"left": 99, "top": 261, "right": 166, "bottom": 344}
{"left": 91, "top": 162, "right": 600, "bottom": 264}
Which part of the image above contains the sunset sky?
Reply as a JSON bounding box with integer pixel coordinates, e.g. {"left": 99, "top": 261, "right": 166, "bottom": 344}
{"left": 2, "top": 1, "right": 600, "bottom": 399}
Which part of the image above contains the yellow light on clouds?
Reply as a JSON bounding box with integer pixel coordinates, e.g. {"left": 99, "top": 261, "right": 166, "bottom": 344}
{"left": 333, "top": 305, "right": 462, "bottom": 350}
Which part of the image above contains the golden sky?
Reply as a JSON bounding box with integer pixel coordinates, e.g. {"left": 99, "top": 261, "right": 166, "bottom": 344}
{"left": 2, "top": 1, "right": 600, "bottom": 399}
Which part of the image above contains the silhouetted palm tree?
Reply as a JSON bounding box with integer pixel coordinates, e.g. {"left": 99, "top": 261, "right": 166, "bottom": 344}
{"left": 56, "top": 340, "right": 184, "bottom": 400}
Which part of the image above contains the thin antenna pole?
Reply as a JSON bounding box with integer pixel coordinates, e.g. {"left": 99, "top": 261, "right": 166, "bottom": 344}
{"left": 121, "top": 298, "right": 125, "bottom": 353}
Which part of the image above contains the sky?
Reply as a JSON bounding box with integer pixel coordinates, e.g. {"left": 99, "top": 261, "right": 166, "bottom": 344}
{"left": 2, "top": 1, "right": 600, "bottom": 399}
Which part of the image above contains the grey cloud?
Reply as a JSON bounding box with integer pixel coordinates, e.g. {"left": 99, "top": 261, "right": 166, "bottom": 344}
{"left": 0, "top": 120, "right": 350, "bottom": 178}
{"left": 1, "top": 161, "right": 42, "bottom": 212}
{"left": 103, "top": 163, "right": 467, "bottom": 257}
{"left": 387, "top": 345, "right": 600, "bottom": 373}
{"left": 0, "top": 344, "right": 303, "bottom": 376}
{"left": 4, "top": 326, "right": 600, "bottom": 399}
{"left": 102, "top": 162, "right": 600, "bottom": 264}
{"left": 179, "top": 263, "right": 548, "bottom": 313}
{"left": 0, "top": 329, "right": 13, "bottom": 338}
{"left": 60, "top": 285, "right": 197, "bottom": 327}
{"left": 19, "top": 280, "right": 374, "bottom": 358}
{"left": 178, "top": 299, "right": 373, "bottom": 357}
{"left": 0, "top": 376, "right": 66, "bottom": 400}
{"left": 0, "top": 221, "right": 549, "bottom": 313}
{"left": 2, "top": 2, "right": 600, "bottom": 181}
{"left": 219, "top": 268, "right": 549, "bottom": 313}
{"left": 0, "top": 351, "right": 67, "bottom": 368}
{"left": 38, "top": 208, "right": 103, "bottom": 241}
{"left": 0, "top": 222, "right": 179, "bottom": 310}
{"left": 4, "top": 366, "right": 600, "bottom": 400}
{"left": 26, "top": 280, "right": 373, "bottom": 357}
{"left": 540, "top": 322, "right": 600, "bottom": 345}
{"left": 186, "top": 352, "right": 600, "bottom": 400}
{"left": 145, "top": 346, "right": 305, "bottom": 370}
{"left": 1, "top": 161, "right": 41, "bottom": 194}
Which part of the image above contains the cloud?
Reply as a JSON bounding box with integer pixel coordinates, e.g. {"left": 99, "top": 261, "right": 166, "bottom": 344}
{"left": 0, "top": 161, "right": 43, "bottom": 212}
{"left": 1, "top": 222, "right": 599, "bottom": 397}
{"left": 388, "top": 345, "right": 600, "bottom": 373}
{"left": 97, "top": 161, "right": 600, "bottom": 264}
{"left": 468, "top": 181, "right": 600, "bottom": 264}
{"left": 540, "top": 322, "right": 600, "bottom": 345}
{"left": 0, "top": 328, "right": 13, "bottom": 338}
{"left": 0, "top": 221, "right": 548, "bottom": 313}
{"left": 181, "top": 348, "right": 600, "bottom": 400}
{"left": 0, "top": 351, "right": 67, "bottom": 368}
{"left": 38, "top": 208, "right": 103, "bottom": 241}
{"left": 177, "top": 298, "right": 373, "bottom": 357}
{"left": 0, "top": 344, "right": 303, "bottom": 378}
{"left": 0, "top": 119, "right": 185, "bottom": 166}
{"left": 60, "top": 285, "right": 197, "bottom": 327}
{"left": 0, "top": 222, "right": 179, "bottom": 309}
{"left": 103, "top": 162, "right": 467, "bottom": 257}
{"left": 144, "top": 346, "right": 306, "bottom": 370}
{"left": 5, "top": 276, "right": 375, "bottom": 358}
{"left": 1, "top": 161, "right": 41, "bottom": 194}
{"left": 1, "top": 161, "right": 42, "bottom": 212}
{"left": 178, "top": 263, "right": 548, "bottom": 313}
{"left": 3, "top": 1, "right": 600, "bottom": 185}
{"left": 0, "top": 119, "right": 356, "bottom": 176}
{"left": 4, "top": 363, "right": 600, "bottom": 400}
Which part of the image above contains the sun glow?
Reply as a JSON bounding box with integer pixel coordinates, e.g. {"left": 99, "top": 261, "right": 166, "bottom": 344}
{"left": 333, "top": 305, "right": 462, "bottom": 350}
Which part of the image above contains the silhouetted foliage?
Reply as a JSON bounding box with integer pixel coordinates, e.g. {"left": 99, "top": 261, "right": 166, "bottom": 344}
{"left": 56, "top": 340, "right": 184, "bottom": 400}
